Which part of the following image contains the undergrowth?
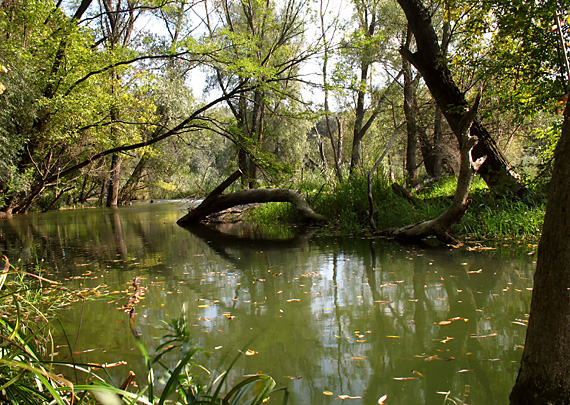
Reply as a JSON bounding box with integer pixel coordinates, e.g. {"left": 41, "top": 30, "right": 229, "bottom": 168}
{"left": 246, "top": 175, "right": 546, "bottom": 242}
{"left": 0, "top": 255, "right": 287, "bottom": 404}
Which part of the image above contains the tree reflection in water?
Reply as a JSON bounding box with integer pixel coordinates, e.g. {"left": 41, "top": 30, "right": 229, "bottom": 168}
{"left": 0, "top": 203, "right": 534, "bottom": 404}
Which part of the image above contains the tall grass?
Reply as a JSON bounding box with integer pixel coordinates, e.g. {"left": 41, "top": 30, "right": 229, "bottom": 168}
{"left": 247, "top": 175, "right": 546, "bottom": 242}
{"left": 0, "top": 254, "right": 287, "bottom": 404}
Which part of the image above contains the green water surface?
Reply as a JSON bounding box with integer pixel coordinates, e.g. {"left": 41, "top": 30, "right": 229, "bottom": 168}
{"left": 0, "top": 202, "right": 535, "bottom": 404}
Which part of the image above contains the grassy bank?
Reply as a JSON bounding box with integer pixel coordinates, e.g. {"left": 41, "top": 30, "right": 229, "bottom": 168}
{"left": 245, "top": 175, "right": 546, "bottom": 242}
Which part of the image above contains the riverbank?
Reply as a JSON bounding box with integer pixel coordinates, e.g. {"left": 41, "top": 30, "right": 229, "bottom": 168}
{"left": 244, "top": 176, "right": 546, "bottom": 243}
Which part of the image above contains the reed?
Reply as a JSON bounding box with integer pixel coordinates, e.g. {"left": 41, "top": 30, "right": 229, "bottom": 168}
{"left": 0, "top": 256, "right": 287, "bottom": 404}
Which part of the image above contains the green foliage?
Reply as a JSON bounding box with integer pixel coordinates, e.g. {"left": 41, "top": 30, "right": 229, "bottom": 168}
{"left": 0, "top": 254, "right": 287, "bottom": 404}
{"left": 135, "top": 306, "right": 288, "bottom": 405}
{"left": 312, "top": 175, "right": 391, "bottom": 231}
{"left": 248, "top": 173, "right": 545, "bottom": 241}
{"left": 459, "top": 193, "right": 545, "bottom": 241}
{"left": 244, "top": 201, "right": 304, "bottom": 224}
{"left": 0, "top": 256, "right": 79, "bottom": 403}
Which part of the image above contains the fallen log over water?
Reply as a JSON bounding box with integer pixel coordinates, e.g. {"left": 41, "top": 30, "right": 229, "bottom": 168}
{"left": 177, "top": 188, "right": 326, "bottom": 225}
{"left": 177, "top": 169, "right": 325, "bottom": 225}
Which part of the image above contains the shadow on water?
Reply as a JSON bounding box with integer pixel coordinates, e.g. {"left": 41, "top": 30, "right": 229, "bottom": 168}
{"left": 0, "top": 203, "right": 534, "bottom": 403}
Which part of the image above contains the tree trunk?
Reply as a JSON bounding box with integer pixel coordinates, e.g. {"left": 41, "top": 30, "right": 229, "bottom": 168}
{"left": 403, "top": 41, "right": 419, "bottom": 187}
{"left": 349, "top": 62, "right": 370, "bottom": 179}
{"left": 119, "top": 153, "right": 148, "bottom": 203}
{"left": 106, "top": 153, "right": 121, "bottom": 207}
{"left": 396, "top": 0, "right": 524, "bottom": 193}
{"left": 432, "top": 104, "right": 444, "bottom": 175}
{"left": 389, "top": 89, "right": 484, "bottom": 244}
{"left": 177, "top": 188, "right": 325, "bottom": 224}
{"left": 177, "top": 169, "right": 325, "bottom": 225}
{"left": 509, "top": 93, "right": 570, "bottom": 404}
{"left": 418, "top": 124, "right": 439, "bottom": 177}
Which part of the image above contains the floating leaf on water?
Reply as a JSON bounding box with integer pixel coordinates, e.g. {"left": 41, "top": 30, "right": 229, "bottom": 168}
{"left": 436, "top": 391, "right": 451, "bottom": 395}
{"left": 470, "top": 333, "right": 498, "bottom": 338}
{"left": 283, "top": 375, "right": 302, "bottom": 380}
{"left": 386, "top": 335, "right": 400, "bottom": 339}
{"left": 439, "top": 317, "right": 468, "bottom": 326}
{"left": 425, "top": 355, "right": 455, "bottom": 361}
{"left": 198, "top": 305, "right": 210, "bottom": 308}
{"left": 393, "top": 377, "right": 417, "bottom": 380}
{"left": 215, "top": 346, "right": 223, "bottom": 350}
{"left": 378, "top": 394, "right": 388, "bottom": 404}
{"left": 323, "top": 391, "right": 334, "bottom": 396}
{"left": 101, "top": 361, "right": 127, "bottom": 368}
{"left": 412, "top": 370, "right": 424, "bottom": 377}
{"left": 337, "top": 394, "right": 362, "bottom": 400}
{"left": 441, "top": 337, "right": 455, "bottom": 344}
{"left": 350, "top": 356, "right": 366, "bottom": 360}
{"left": 244, "top": 349, "right": 257, "bottom": 356}
{"left": 457, "top": 369, "right": 471, "bottom": 373}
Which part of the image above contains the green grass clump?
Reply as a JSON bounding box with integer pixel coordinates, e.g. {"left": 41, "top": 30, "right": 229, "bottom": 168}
{"left": 244, "top": 201, "right": 303, "bottom": 224}
{"left": 243, "top": 174, "right": 546, "bottom": 242}
{"left": 458, "top": 192, "right": 545, "bottom": 241}
{"left": 0, "top": 254, "right": 287, "bottom": 404}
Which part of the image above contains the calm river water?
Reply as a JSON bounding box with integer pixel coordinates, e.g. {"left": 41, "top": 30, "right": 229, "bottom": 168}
{"left": 0, "top": 202, "right": 535, "bottom": 404}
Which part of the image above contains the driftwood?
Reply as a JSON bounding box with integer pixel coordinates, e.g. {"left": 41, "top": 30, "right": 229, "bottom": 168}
{"left": 386, "top": 87, "right": 486, "bottom": 244}
{"left": 177, "top": 170, "right": 325, "bottom": 225}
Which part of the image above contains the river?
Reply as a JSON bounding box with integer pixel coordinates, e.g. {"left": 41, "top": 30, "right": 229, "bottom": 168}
{"left": 0, "top": 202, "right": 535, "bottom": 404}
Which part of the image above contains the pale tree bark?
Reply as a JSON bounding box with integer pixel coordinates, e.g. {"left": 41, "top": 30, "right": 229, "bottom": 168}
{"left": 509, "top": 95, "right": 570, "bottom": 404}
{"left": 106, "top": 153, "right": 121, "bottom": 207}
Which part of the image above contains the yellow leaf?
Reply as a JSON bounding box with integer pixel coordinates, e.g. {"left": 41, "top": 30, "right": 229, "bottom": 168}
{"left": 323, "top": 391, "right": 334, "bottom": 396}
{"left": 378, "top": 394, "right": 388, "bottom": 404}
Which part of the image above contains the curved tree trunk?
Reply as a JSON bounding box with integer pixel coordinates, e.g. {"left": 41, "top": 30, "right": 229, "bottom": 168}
{"left": 177, "top": 188, "right": 325, "bottom": 225}
{"left": 177, "top": 169, "right": 325, "bottom": 225}
{"left": 396, "top": 0, "right": 524, "bottom": 193}
{"left": 390, "top": 89, "right": 485, "bottom": 244}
